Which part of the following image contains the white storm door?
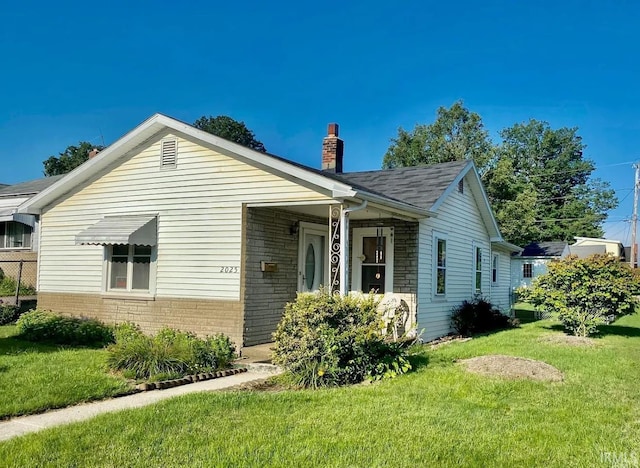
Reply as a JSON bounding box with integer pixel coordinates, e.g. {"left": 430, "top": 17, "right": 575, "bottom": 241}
{"left": 352, "top": 227, "right": 394, "bottom": 294}
{"left": 298, "top": 223, "right": 329, "bottom": 292}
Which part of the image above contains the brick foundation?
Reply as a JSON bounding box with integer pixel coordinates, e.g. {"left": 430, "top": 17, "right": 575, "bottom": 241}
{"left": 37, "top": 292, "right": 244, "bottom": 349}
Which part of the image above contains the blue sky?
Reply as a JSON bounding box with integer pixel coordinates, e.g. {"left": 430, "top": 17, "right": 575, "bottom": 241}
{"left": 1, "top": 1, "right": 638, "bottom": 243}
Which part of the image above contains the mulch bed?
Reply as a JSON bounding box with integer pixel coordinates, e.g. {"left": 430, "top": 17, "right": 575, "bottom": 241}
{"left": 459, "top": 355, "right": 564, "bottom": 382}
{"left": 540, "top": 334, "right": 597, "bottom": 347}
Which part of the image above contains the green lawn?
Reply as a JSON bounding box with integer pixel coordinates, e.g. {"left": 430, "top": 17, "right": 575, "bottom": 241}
{"left": 1, "top": 312, "right": 639, "bottom": 467}
{"left": 0, "top": 326, "right": 132, "bottom": 419}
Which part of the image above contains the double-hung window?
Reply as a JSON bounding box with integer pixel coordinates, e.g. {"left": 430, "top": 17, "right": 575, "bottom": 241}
{"left": 492, "top": 254, "right": 499, "bottom": 285}
{"left": 435, "top": 237, "right": 446, "bottom": 295}
{"left": 108, "top": 245, "right": 153, "bottom": 291}
{"left": 474, "top": 246, "right": 482, "bottom": 293}
{"left": 523, "top": 263, "right": 533, "bottom": 279}
{"left": 0, "top": 221, "right": 32, "bottom": 249}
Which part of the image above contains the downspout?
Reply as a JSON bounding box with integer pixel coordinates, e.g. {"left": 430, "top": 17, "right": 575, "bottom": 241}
{"left": 339, "top": 200, "right": 368, "bottom": 296}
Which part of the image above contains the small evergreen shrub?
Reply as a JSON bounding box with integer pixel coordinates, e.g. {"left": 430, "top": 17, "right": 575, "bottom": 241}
{"left": 451, "top": 298, "right": 516, "bottom": 336}
{"left": 527, "top": 254, "right": 639, "bottom": 337}
{"left": 106, "top": 324, "right": 236, "bottom": 380}
{"left": 272, "top": 289, "right": 412, "bottom": 388}
{"left": 16, "top": 310, "right": 114, "bottom": 346}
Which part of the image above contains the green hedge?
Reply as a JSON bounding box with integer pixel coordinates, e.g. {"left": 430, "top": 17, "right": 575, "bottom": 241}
{"left": 16, "top": 310, "right": 114, "bottom": 346}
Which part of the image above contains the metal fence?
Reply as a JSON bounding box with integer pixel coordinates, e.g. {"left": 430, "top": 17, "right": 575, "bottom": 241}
{"left": 0, "top": 259, "right": 37, "bottom": 307}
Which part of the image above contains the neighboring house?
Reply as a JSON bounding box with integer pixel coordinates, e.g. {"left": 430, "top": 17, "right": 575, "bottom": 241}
{"left": 18, "top": 114, "right": 520, "bottom": 348}
{"left": 511, "top": 241, "right": 568, "bottom": 289}
{"left": 0, "top": 176, "right": 63, "bottom": 287}
{"left": 513, "top": 237, "right": 627, "bottom": 289}
{"left": 568, "top": 236, "right": 625, "bottom": 260}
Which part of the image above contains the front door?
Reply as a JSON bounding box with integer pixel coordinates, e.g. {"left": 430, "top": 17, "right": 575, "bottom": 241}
{"left": 352, "top": 227, "right": 394, "bottom": 294}
{"left": 298, "top": 223, "right": 328, "bottom": 292}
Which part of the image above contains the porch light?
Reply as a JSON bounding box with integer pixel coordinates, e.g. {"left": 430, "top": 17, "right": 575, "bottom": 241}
{"left": 290, "top": 222, "right": 299, "bottom": 235}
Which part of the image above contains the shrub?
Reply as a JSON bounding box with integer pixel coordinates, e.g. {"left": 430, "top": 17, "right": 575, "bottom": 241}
{"left": 106, "top": 324, "right": 236, "bottom": 380}
{"left": 451, "top": 298, "right": 516, "bottom": 336}
{"left": 0, "top": 276, "right": 36, "bottom": 297}
{"left": 527, "top": 254, "right": 639, "bottom": 337}
{"left": 15, "top": 310, "right": 114, "bottom": 346}
{"left": 272, "top": 289, "right": 412, "bottom": 388}
{"left": 0, "top": 302, "right": 18, "bottom": 325}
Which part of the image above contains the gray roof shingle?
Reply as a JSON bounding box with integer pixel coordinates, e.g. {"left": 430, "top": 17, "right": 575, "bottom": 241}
{"left": 516, "top": 241, "right": 568, "bottom": 257}
{"left": 0, "top": 175, "right": 64, "bottom": 197}
{"left": 334, "top": 160, "right": 470, "bottom": 210}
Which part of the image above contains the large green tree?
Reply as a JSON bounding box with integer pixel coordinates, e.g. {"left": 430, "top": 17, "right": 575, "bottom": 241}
{"left": 193, "top": 115, "right": 267, "bottom": 152}
{"left": 487, "top": 120, "right": 617, "bottom": 244}
{"left": 382, "top": 101, "right": 494, "bottom": 174}
{"left": 43, "top": 142, "right": 104, "bottom": 176}
{"left": 382, "top": 103, "right": 618, "bottom": 246}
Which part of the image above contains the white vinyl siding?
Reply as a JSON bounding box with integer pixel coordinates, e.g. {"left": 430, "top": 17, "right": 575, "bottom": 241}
{"left": 417, "top": 174, "right": 491, "bottom": 341}
{"left": 490, "top": 248, "right": 513, "bottom": 312}
{"left": 38, "top": 133, "right": 331, "bottom": 299}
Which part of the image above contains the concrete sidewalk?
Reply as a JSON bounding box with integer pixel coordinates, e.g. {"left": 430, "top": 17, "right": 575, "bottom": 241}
{"left": 0, "top": 368, "right": 277, "bottom": 442}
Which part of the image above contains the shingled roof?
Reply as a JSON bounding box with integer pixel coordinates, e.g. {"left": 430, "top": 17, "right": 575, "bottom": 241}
{"left": 334, "top": 160, "right": 470, "bottom": 211}
{"left": 516, "top": 241, "right": 567, "bottom": 257}
{"left": 0, "top": 175, "right": 64, "bottom": 197}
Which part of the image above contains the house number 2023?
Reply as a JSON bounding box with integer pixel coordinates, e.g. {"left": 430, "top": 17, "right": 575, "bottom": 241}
{"left": 220, "top": 267, "right": 239, "bottom": 273}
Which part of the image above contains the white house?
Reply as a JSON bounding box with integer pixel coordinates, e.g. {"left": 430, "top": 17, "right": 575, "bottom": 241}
{"left": 18, "top": 114, "right": 520, "bottom": 348}
{"left": 0, "top": 176, "right": 62, "bottom": 287}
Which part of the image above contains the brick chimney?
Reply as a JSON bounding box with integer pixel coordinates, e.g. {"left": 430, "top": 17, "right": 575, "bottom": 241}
{"left": 88, "top": 148, "right": 100, "bottom": 159}
{"left": 322, "top": 123, "right": 343, "bottom": 173}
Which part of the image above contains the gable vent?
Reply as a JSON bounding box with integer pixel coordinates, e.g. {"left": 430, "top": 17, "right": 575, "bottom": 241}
{"left": 160, "top": 139, "right": 177, "bottom": 169}
{"left": 458, "top": 179, "right": 464, "bottom": 194}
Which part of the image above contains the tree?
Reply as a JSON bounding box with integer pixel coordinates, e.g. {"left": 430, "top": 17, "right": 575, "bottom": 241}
{"left": 43, "top": 142, "right": 104, "bottom": 177}
{"left": 487, "top": 120, "right": 618, "bottom": 244}
{"left": 382, "top": 101, "right": 494, "bottom": 174}
{"left": 193, "top": 115, "right": 267, "bottom": 152}
{"left": 525, "top": 255, "right": 638, "bottom": 337}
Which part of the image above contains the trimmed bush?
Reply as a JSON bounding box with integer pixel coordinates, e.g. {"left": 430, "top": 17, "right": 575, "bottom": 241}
{"left": 451, "top": 298, "right": 517, "bottom": 336}
{"left": 16, "top": 310, "right": 114, "bottom": 346}
{"left": 527, "top": 254, "right": 639, "bottom": 337}
{"left": 106, "top": 323, "right": 236, "bottom": 380}
{"left": 272, "top": 289, "right": 411, "bottom": 388}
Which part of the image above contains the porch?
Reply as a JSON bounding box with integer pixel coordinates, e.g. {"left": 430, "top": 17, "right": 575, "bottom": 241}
{"left": 242, "top": 202, "right": 420, "bottom": 347}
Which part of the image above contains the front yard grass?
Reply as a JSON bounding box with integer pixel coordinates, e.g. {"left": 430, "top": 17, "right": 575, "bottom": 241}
{"left": 1, "top": 308, "right": 638, "bottom": 466}
{"left": 0, "top": 325, "right": 131, "bottom": 419}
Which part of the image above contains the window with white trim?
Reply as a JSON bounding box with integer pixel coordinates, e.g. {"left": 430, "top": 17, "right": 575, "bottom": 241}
{"left": 0, "top": 221, "right": 32, "bottom": 249}
{"left": 492, "top": 254, "right": 499, "bottom": 284}
{"left": 523, "top": 263, "right": 533, "bottom": 279}
{"left": 474, "top": 246, "right": 482, "bottom": 293}
{"left": 435, "top": 237, "right": 446, "bottom": 295}
{"left": 107, "top": 245, "right": 154, "bottom": 291}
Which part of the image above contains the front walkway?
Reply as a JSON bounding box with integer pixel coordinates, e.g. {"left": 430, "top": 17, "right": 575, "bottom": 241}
{"left": 0, "top": 367, "right": 278, "bottom": 442}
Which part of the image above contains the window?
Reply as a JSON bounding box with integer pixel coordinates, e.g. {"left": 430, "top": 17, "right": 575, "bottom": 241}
{"left": 492, "top": 254, "right": 499, "bottom": 284}
{"left": 0, "top": 221, "right": 32, "bottom": 249}
{"left": 436, "top": 238, "right": 446, "bottom": 295}
{"left": 523, "top": 263, "right": 533, "bottom": 279}
{"left": 108, "top": 244, "right": 153, "bottom": 291}
{"left": 474, "top": 246, "right": 482, "bottom": 293}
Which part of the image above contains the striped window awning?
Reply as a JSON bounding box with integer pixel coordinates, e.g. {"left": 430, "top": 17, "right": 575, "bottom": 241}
{"left": 75, "top": 215, "right": 157, "bottom": 246}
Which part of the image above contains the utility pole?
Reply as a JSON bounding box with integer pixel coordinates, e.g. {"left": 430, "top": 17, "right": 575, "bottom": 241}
{"left": 631, "top": 163, "right": 640, "bottom": 268}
